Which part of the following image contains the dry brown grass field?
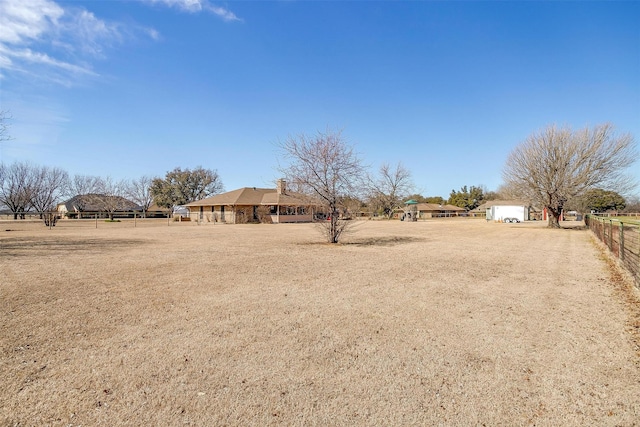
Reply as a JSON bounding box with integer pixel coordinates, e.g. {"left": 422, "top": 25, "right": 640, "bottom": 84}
{"left": 1, "top": 218, "right": 639, "bottom": 426}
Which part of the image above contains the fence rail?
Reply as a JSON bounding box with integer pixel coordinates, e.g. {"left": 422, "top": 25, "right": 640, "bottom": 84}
{"left": 0, "top": 210, "right": 174, "bottom": 228}
{"left": 586, "top": 215, "right": 640, "bottom": 287}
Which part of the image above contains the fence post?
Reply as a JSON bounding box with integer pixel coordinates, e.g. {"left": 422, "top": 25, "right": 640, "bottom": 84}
{"left": 619, "top": 222, "right": 624, "bottom": 261}
{"left": 609, "top": 220, "right": 613, "bottom": 251}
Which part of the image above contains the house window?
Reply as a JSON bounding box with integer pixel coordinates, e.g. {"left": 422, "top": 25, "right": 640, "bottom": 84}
{"left": 220, "top": 205, "right": 225, "bottom": 220}
{"left": 269, "top": 206, "right": 277, "bottom": 214}
{"left": 297, "top": 206, "right": 306, "bottom": 215}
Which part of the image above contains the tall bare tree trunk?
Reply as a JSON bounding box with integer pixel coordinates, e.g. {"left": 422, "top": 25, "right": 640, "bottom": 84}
{"left": 330, "top": 210, "right": 339, "bottom": 243}
{"left": 548, "top": 210, "right": 561, "bottom": 228}
{"left": 503, "top": 124, "right": 637, "bottom": 230}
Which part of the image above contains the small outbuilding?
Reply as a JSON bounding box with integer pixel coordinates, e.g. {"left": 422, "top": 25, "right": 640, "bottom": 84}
{"left": 474, "top": 200, "right": 531, "bottom": 222}
{"left": 403, "top": 199, "right": 418, "bottom": 221}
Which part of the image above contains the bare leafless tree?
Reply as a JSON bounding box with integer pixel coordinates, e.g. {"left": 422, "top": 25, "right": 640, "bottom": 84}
{"left": 369, "top": 162, "right": 414, "bottom": 219}
{"left": 0, "top": 162, "right": 36, "bottom": 219}
{"left": 279, "top": 129, "right": 366, "bottom": 243}
{"left": 340, "top": 195, "right": 367, "bottom": 219}
{"left": 368, "top": 162, "right": 414, "bottom": 219}
{"left": 623, "top": 195, "right": 640, "bottom": 213}
{"left": 503, "top": 123, "right": 637, "bottom": 228}
{"left": 125, "top": 175, "right": 154, "bottom": 218}
{"left": 0, "top": 110, "right": 12, "bottom": 143}
{"left": 69, "top": 174, "right": 100, "bottom": 196}
{"left": 30, "top": 166, "right": 69, "bottom": 218}
{"left": 94, "top": 177, "right": 131, "bottom": 220}
{"left": 67, "top": 175, "right": 101, "bottom": 212}
{"left": 0, "top": 164, "right": 7, "bottom": 213}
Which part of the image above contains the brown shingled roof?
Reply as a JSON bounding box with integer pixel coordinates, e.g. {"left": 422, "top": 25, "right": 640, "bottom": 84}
{"left": 184, "top": 187, "right": 314, "bottom": 207}
{"left": 416, "top": 203, "right": 466, "bottom": 212}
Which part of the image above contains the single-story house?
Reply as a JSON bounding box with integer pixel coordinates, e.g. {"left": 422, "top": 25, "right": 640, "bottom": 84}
{"left": 57, "top": 194, "right": 141, "bottom": 218}
{"left": 416, "top": 203, "right": 467, "bottom": 218}
{"left": 393, "top": 203, "right": 467, "bottom": 219}
{"left": 473, "top": 200, "right": 534, "bottom": 222}
{"left": 184, "top": 179, "right": 320, "bottom": 224}
{"left": 144, "top": 203, "right": 171, "bottom": 218}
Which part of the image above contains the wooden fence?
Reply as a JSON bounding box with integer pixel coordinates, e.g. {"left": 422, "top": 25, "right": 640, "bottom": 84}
{"left": 586, "top": 215, "right": 640, "bottom": 287}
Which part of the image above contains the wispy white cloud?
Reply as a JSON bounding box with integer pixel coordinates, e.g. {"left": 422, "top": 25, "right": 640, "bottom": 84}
{"left": 144, "top": 0, "right": 242, "bottom": 22}
{"left": 0, "top": 0, "right": 158, "bottom": 84}
{"left": 0, "top": 0, "right": 238, "bottom": 85}
{"left": 0, "top": 44, "right": 97, "bottom": 76}
{"left": 206, "top": 4, "right": 242, "bottom": 22}
{"left": 146, "top": 27, "right": 162, "bottom": 41}
{"left": 0, "top": 0, "right": 64, "bottom": 44}
{"left": 146, "top": 0, "right": 204, "bottom": 13}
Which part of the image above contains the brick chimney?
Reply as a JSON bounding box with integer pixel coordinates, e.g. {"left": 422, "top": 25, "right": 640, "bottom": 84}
{"left": 276, "top": 179, "right": 286, "bottom": 195}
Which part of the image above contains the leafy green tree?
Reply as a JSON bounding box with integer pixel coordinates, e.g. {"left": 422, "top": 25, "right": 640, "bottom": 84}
{"left": 424, "top": 196, "right": 445, "bottom": 204}
{"left": 404, "top": 194, "right": 428, "bottom": 203}
{"left": 403, "top": 194, "right": 448, "bottom": 204}
{"left": 580, "top": 189, "right": 626, "bottom": 212}
{"left": 447, "top": 185, "right": 484, "bottom": 210}
{"left": 151, "top": 167, "right": 224, "bottom": 212}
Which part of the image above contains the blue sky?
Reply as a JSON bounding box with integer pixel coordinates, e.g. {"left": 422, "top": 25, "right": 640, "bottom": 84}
{"left": 1, "top": 0, "right": 639, "bottom": 198}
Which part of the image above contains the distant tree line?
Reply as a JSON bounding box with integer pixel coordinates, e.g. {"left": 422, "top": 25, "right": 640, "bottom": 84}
{"left": 0, "top": 162, "right": 223, "bottom": 220}
{"left": 2, "top": 154, "right": 633, "bottom": 228}
{"left": 2, "top": 110, "right": 636, "bottom": 234}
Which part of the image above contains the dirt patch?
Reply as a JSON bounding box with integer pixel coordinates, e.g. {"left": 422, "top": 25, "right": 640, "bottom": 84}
{"left": 1, "top": 219, "right": 638, "bottom": 425}
{"left": 344, "top": 235, "right": 425, "bottom": 246}
{"left": 302, "top": 235, "right": 425, "bottom": 247}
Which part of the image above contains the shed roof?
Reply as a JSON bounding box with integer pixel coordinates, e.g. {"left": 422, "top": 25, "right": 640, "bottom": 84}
{"left": 472, "top": 200, "right": 531, "bottom": 212}
{"left": 416, "top": 203, "right": 466, "bottom": 212}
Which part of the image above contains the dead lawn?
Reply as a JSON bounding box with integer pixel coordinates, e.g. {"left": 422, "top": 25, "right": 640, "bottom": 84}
{"left": 1, "top": 219, "right": 639, "bottom": 426}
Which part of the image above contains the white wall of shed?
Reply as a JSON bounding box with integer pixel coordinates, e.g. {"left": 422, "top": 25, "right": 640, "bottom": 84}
{"left": 491, "top": 205, "right": 527, "bottom": 221}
